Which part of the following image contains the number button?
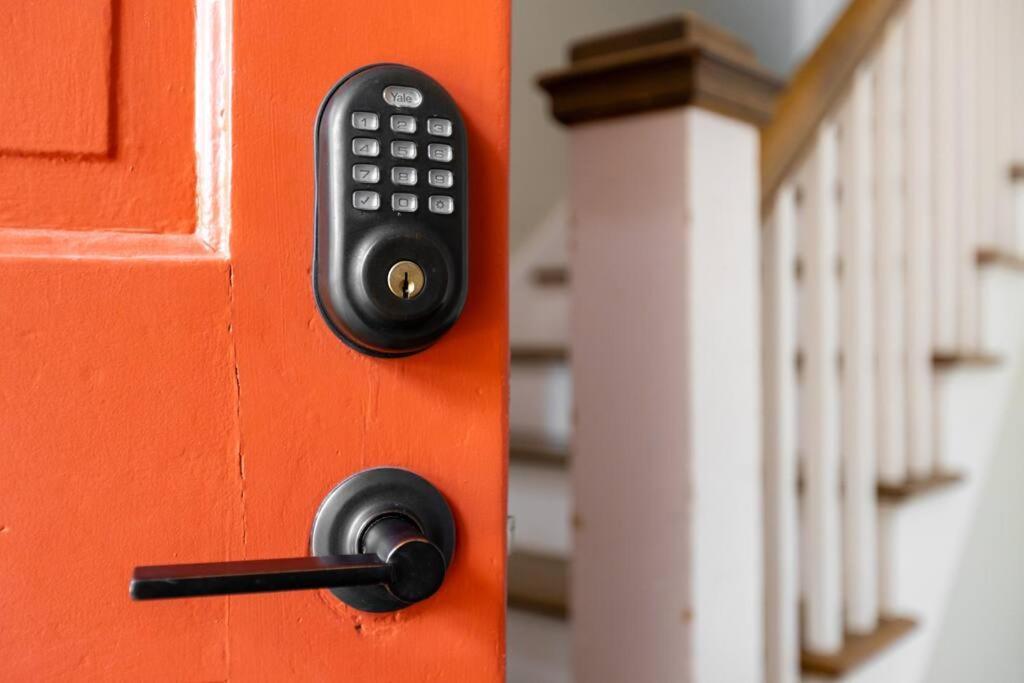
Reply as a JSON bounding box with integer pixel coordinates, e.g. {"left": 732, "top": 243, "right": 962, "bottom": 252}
{"left": 427, "top": 144, "right": 452, "bottom": 162}
{"left": 351, "top": 112, "right": 379, "bottom": 131}
{"left": 392, "top": 193, "right": 418, "bottom": 212}
{"left": 390, "top": 115, "right": 417, "bottom": 133}
{"left": 352, "top": 164, "right": 380, "bottom": 184}
{"left": 428, "top": 169, "right": 453, "bottom": 188}
{"left": 352, "top": 190, "right": 380, "bottom": 210}
{"left": 391, "top": 167, "right": 418, "bottom": 186}
{"left": 428, "top": 196, "right": 454, "bottom": 215}
{"left": 390, "top": 140, "right": 417, "bottom": 160}
{"left": 427, "top": 118, "right": 452, "bottom": 137}
{"left": 352, "top": 138, "right": 380, "bottom": 157}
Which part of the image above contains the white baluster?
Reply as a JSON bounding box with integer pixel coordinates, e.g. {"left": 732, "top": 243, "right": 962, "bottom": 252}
{"left": 838, "top": 67, "right": 879, "bottom": 636}
{"left": 875, "top": 18, "right": 908, "bottom": 487}
{"left": 905, "top": 0, "right": 935, "bottom": 482}
{"left": 931, "top": 0, "right": 960, "bottom": 352}
{"left": 994, "top": 0, "right": 1016, "bottom": 249}
{"left": 763, "top": 185, "right": 800, "bottom": 683}
{"left": 957, "top": 0, "right": 980, "bottom": 350}
{"left": 1013, "top": 0, "right": 1024, "bottom": 254}
{"left": 976, "top": 0, "right": 997, "bottom": 248}
{"left": 798, "top": 123, "right": 843, "bottom": 655}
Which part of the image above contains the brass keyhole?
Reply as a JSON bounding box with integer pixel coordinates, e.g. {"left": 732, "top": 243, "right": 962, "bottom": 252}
{"left": 387, "top": 261, "right": 425, "bottom": 300}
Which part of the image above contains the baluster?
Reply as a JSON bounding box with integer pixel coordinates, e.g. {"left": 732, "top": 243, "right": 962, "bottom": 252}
{"left": 931, "top": 0, "right": 960, "bottom": 352}
{"left": 763, "top": 186, "right": 800, "bottom": 683}
{"left": 994, "top": 0, "right": 1016, "bottom": 249}
{"left": 957, "top": 0, "right": 980, "bottom": 350}
{"left": 875, "top": 18, "right": 908, "bottom": 487}
{"left": 798, "top": 123, "right": 843, "bottom": 656}
{"left": 976, "top": 0, "right": 997, "bottom": 248}
{"left": 1013, "top": 0, "right": 1024, "bottom": 252}
{"left": 838, "top": 67, "right": 879, "bottom": 636}
{"left": 905, "top": 0, "right": 935, "bottom": 482}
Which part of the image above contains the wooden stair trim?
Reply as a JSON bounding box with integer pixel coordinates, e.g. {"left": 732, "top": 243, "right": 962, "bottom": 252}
{"left": 507, "top": 551, "right": 569, "bottom": 618}
{"left": 978, "top": 247, "right": 1024, "bottom": 271}
{"left": 877, "top": 471, "right": 965, "bottom": 503}
{"left": 792, "top": 348, "right": 1000, "bottom": 372}
{"left": 510, "top": 435, "right": 569, "bottom": 468}
{"left": 537, "top": 14, "right": 783, "bottom": 128}
{"left": 801, "top": 616, "right": 917, "bottom": 678}
{"left": 509, "top": 548, "right": 919, "bottom": 677}
{"left": 762, "top": 0, "right": 907, "bottom": 214}
{"left": 932, "top": 351, "right": 1003, "bottom": 369}
{"left": 532, "top": 265, "right": 569, "bottom": 287}
{"left": 510, "top": 345, "right": 569, "bottom": 364}
{"left": 510, "top": 445, "right": 963, "bottom": 505}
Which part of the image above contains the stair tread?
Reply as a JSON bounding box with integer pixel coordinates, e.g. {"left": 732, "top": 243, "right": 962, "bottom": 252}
{"left": 532, "top": 265, "right": 569, "bottom": 287}
{"left": 801, "top": 616, "right": 917, "bottom": 678}
{"left": 510, "top": 447, "right": 963, "bottom": 505}
{"left": 509, "top": 551, "right": 918, "bottom": 678}
{"left": 510, "top": 345, "right": 569, "bottom": 364}
{"left": 507, "top": 550, "right": 569, "bottom": 618}
{"left": 978, "top": 247, "right": 1024, "bottom": 271}
{"left": 932, "top": 350, "right": 1003, "bottom": 369}
{"left": 510, "top": 434, "right": 569, "bottom": 468}
{"left": 877, "top": 471, "right": 965, "bottom": 503}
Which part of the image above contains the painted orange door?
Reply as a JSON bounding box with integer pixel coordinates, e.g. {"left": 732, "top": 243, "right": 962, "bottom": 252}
{"left": 0, "top": 1, "right": 508, "bottom": 680}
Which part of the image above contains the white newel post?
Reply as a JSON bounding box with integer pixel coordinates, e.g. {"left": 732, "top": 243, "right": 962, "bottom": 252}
{"left": 540, "top": 16, "right": 782, "bottom": 683}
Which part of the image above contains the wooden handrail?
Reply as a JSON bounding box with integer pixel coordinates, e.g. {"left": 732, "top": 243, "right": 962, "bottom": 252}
{"left": 761, "top": 0, "right": 908, "bottom": 213}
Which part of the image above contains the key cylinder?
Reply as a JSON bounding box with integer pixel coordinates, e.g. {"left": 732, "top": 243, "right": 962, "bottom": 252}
{"left": 387, "top": 260, "right": 425, "bottom": 300}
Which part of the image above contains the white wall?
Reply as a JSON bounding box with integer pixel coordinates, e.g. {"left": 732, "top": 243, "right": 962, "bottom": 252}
{"left": 927, "top": 365, "right": 1024, "bottom": 683}
{"left": 510, "top": 0, "right": 851, "bottom": 248}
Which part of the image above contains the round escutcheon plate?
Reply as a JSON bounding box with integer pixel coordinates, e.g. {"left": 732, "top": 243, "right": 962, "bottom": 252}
{"left": 309, "top": 467, "right": 456, "bottom": 612}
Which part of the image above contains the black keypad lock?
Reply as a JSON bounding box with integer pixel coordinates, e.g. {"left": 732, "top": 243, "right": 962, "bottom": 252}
{"left": 313, "top": 64, "right": 468, "bottom": 357}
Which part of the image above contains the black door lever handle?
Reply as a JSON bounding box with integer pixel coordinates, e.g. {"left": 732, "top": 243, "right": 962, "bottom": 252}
{"left": 131, "top": 554, "right": 390, "bottom": 600}
{"left": 130, "top": 468, "right": 456, "bottom": 613}
{"left": 131, "top": 515, "right": 446, "bottom": 604}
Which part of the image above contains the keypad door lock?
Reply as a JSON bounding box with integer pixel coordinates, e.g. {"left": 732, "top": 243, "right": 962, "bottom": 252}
{"left": 313, "top": 64, "right": 468, "bottom": 357}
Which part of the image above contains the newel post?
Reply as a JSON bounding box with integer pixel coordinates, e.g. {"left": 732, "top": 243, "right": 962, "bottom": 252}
{"left": 539, "top": 15, "right": 782, "bottom": 682}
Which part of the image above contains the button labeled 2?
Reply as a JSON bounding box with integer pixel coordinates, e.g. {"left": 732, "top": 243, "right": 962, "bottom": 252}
{"left": 314, "top": 64, "right": 469, "bottom": 358}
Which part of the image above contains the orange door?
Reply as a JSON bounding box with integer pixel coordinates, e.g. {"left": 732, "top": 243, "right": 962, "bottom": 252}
{"left": 0, "top": 1, "right": 508, "bottom": 680}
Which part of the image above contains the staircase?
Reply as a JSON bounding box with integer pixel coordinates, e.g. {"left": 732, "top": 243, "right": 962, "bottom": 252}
{"left": 509, "top": 1, "right": 1024, "bottom": 681}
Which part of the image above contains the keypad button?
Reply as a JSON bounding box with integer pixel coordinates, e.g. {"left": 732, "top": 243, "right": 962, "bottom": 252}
{"left": 352, "top": 164, "right": 380, "bottom": 184}
{"left": 392, "top": 193, "right": 419, "bottom": 212}
{"left": 390, "top": 115, "right": 417, "bottom": 134}
{"left": 390, "top": 140, "right": 417, "bottom": 160}
{"left": 352, "top": 190, "right": 380, "bottom": 210}
{"left": 352, "top": 138, "right": 380, "bottom": 157}
{"left": 427, "top": 143, "right": 453, "bottom": 162}
{"left": 427, "top": 118, "right": 452, "bottom": 137}
{"left": 383, "top": 85, "right": 423, "bottom": 108}
{"left": 428, "top": 169, "right": 453, "bottom": 188}
{"left": 428, "top": 195, "right": 454, "bottom": 215}
{"left": 391, "top": 167, "right": 418, "bottom": 186}
{"left": 351, "top": 112, "right": 379, "bottom": 131}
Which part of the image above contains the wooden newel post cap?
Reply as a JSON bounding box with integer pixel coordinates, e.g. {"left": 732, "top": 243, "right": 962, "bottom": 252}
{"left": 537, "top": 13, "right": 783, "bottom": 127}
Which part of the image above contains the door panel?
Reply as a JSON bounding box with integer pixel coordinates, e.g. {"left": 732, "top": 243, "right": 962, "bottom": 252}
{"left": 0, "top": 0, "right": 196, "bottom": 232}
{"left": 0, "top": 0, "right": 509, "bottom": 679}
{"left": 0, "top": 261, "right": 234, "bottom": 681}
